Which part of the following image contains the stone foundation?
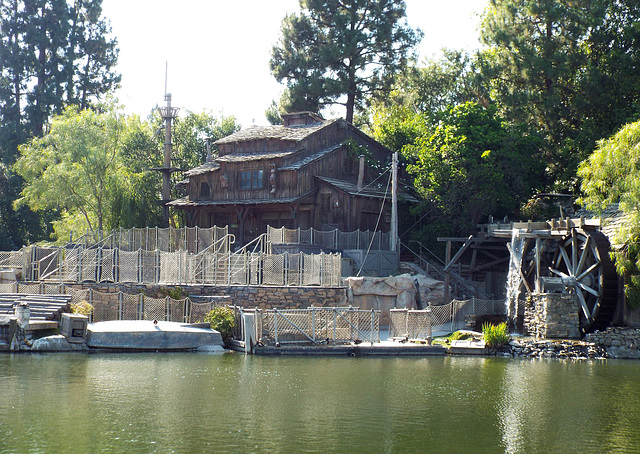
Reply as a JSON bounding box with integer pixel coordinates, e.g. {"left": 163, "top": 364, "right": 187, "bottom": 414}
{"left": 523, "top": 292, "right": 580, "bottom": 339}
{"left": 585, "top": 327, "right": 640, "bottom": 359}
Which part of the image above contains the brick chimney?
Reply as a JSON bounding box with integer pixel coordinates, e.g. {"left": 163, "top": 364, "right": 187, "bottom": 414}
{"left": 282, "top": 112, "right": 324, "bottom": 127}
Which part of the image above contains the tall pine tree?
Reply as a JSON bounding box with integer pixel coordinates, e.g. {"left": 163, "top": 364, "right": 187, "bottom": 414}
{"left": 270, "top": 0, "right": 422, "bottom": 123}
{"left": 0, "top": 0, "right": 120, "bottom": 249}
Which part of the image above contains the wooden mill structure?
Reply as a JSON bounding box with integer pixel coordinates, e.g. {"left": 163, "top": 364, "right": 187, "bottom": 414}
{"left": 441, "top": 217, "right": 620, "bottom": 333}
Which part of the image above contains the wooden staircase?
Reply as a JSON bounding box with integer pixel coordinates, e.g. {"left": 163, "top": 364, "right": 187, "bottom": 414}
{"left": 0, "top": 294, "right": 72, "bottom": 321}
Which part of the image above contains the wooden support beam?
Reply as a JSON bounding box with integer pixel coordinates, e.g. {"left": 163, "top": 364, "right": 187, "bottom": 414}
{"left": 444, "top": 235, "right": 474, "bottom": 272}
{"left": 470, "top": 256, "right": 509, "bottom": 273}
{"left": 444, "top": 241, "right": 451, "bottom": 304}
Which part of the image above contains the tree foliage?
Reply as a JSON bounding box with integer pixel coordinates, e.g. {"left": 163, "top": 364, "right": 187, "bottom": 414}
{"left": 578, "top": 121, "right": 640, "bottom": 307}
{"left": 0, "top": 0, "right": 120, "bottom": 248}
{"left": 270, "top": 0, "right": 422, "bottom": 123}
{"left": 13, "top": 107, "right": 240, "bottom": 241}
{"left": 14, "top": 106, "right": 135, "bottom": 239}
{"left": 0, "top": 0, "right": 120, "bottom": 159}
{"left": 404, "top": 103, "right": 543, "bottom": 236}
{"left": 480, "top": 0, "right": 640, "bottom": 191}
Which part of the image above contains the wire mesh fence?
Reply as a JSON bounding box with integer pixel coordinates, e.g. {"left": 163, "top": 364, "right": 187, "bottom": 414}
{"left": 70, "top": 226, "right": 229, "bottom": 253}
{"left": 390, "top": 298, "right": 508, "bottom": 338}
{"left": 64, "top": 290, "right": 227, "bottom": 324}
{"left": 267, "top": 226, "right": 390, "bottom": 251}
{"left": 389, "top": 309, "right": 432, "bottom": 339}
{"left": 253, "top": 307, "right": 380, "bottom": 346}
{"left": 6, "top": 244, "right": 343, "bottom": 288}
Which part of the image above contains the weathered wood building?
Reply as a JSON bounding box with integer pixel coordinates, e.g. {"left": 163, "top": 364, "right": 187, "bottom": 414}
{"left": 169, "top": 112, "right": 397, "bottom": 245}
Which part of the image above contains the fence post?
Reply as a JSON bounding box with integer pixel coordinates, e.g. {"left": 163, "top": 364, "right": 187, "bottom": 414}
{"left": 333, "top": 307, "right": 337, "bottom": 346}
{"left": 405, "top": 309, "right": 409, "bottom": 338}
{"left": 284, "top": 251, "right": 288, "bottom": 286}
{"left": 274, "top": 309, "right": 279, "bottom": 345}
{"left": 139, "top": 293, "right": 144, "bottom": 320}
{"left": 118, "top": 292, "right": 123, "bottom": 320}
{"left": 155, "top": 250, "right": 160, "bottom": 284}
{"left": 451, "top": 300, "right": 455, "bottom": 333}
{"left": 370, "top": 309, "right": 375, "bottom": 343}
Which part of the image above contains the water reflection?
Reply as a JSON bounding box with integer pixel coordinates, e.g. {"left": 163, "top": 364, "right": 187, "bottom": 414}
{"left": 1, "top": 354, "right": 640, "bottom": 453}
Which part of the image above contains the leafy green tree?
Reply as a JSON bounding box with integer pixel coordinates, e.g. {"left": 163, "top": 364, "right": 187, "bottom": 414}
{"left": 405, "top": 102, "right": 543, "bottom": 236}
{"left": 13, "top": 106, "right": 147, "bottom": 240}
{"left": 0, "top": 0, "right": 120, "bottom": 151}
{"left": 578, "top": 120, "right": 640, "bottom": 307}
{"left": 270, "top": 0, "right": 422, "bottom": 123}
{"left": 265, "top": 100, "right": 283, "bottom": 125}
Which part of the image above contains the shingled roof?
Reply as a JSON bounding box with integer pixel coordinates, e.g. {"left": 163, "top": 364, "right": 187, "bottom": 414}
{"left": 575, "top": 203, "right": 628, "bottom": 249}
{"left": 214, "top": 119, "right": 340, "bottom": 145}
{"left": 184, "top": 161, "right": 219, "bottom": 177}
{"left": 315, "top": 176, "right": 419, "bottom": 203}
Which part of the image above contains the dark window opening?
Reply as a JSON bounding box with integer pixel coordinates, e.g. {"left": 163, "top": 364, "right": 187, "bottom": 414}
{"left": 321, "top": 194, "right": 330, "bottom": 212}
{"left": 240, "top": 170, "right": 263, "bottom": 189}
{"left": 344, "top": 156, "right": 354, "bottom": 174}
{"left": 200, "top": 182, "right": 210, "bottom": 198}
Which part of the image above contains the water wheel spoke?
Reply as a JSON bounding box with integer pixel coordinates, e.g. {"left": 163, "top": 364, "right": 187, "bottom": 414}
{"left": 559, "top": 246, "right": 574, "bottom": 276}
{"left": 575, "top": 235, "right": 591, "bottom": 276}
{"left": 549, "top": 268, "right": 569, "bottom": 278}
{"left": 576, "top": 262, "right": 600, "bottom": 282}
{"left": 576, "top": 281, "right": 599, "bottom": 298}
{"left": 575, "top": 289, "right": 593, "bottom": 324}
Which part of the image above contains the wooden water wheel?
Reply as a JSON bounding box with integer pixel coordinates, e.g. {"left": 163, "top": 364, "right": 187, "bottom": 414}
{"left": 520, "top": 228, "right": 618, "bottom": 333}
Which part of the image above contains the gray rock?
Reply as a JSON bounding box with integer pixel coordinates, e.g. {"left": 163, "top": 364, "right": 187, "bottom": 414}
{"left": 30, "top": 335, "right": 88, "bottom": 352}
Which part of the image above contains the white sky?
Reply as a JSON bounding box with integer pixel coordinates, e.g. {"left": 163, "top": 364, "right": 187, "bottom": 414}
{"left": 101, "top": 0, "right": 488, "bottom": 127}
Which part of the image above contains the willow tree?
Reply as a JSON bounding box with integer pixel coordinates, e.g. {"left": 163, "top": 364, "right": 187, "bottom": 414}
{"left": 578, "top": 120, "right": 640, "bottom": 306}
{"left": 269, "top": 0, "right": 422, "bottom": 123}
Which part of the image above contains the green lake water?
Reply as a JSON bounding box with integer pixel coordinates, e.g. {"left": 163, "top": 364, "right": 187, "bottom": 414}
{"left": 1, "top": 352, "right": 640, "bottom": 453}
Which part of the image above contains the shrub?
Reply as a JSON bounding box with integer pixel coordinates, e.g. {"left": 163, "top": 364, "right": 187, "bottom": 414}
{"left": 482, "top": 322, "right": 510, "bottom": 348}
{"left": 159, "top": 286, "right": 186, "bottom": 300}
{"left": 204, "top": 306, "right": 236, "bottom": 341}
{"left": 71, "top": 301, "right": 93, "bottom": 317}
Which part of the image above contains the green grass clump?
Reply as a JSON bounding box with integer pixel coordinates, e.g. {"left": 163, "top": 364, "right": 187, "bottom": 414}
{"left": 449, "top": 331, "right": 474, "bottom": 341}
{"left": 482, "top": 322, "right": 510, "bottom": 348}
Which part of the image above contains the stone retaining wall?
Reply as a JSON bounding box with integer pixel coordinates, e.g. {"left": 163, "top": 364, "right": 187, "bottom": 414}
{"left": 585, "top": 327, "right": 640, "bottom": 359}
{"left": 523, "top": 292, "right": 580, "bottom": 339}
{"left": 65, "top": 283, "right": 347, "bottom": 310}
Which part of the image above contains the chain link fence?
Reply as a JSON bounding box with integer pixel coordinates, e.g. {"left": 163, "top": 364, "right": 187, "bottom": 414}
{"left": 5, "top": 245, "right": 342, "bottom": 287}
{"left": 248, "top": 307, "right": 380, "bottom": 346}
{"left": 268, "top": 226, "right": 390, "bottom": 251}
{"left": 390, "top": 298, "right": 508, "bottom": 338}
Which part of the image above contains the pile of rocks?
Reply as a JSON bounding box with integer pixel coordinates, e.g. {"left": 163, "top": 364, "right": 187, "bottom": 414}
{"left": 584, "top": 327, "right": 640, "bottom": 359}
{"left": 496, "top": 338, "right": 608, "bottom": 359}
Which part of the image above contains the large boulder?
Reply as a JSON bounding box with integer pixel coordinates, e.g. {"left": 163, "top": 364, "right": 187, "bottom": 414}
{"left": 30, "top": 335, "right": 89, "bottom": 352}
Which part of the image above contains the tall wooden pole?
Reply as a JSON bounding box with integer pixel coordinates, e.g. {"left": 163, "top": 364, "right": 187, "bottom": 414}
{"left": 157, "top": 93, "right": 179, "bottom": 227}
{"left": 390, "top": 151, "right": 398, "bottom": 253}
